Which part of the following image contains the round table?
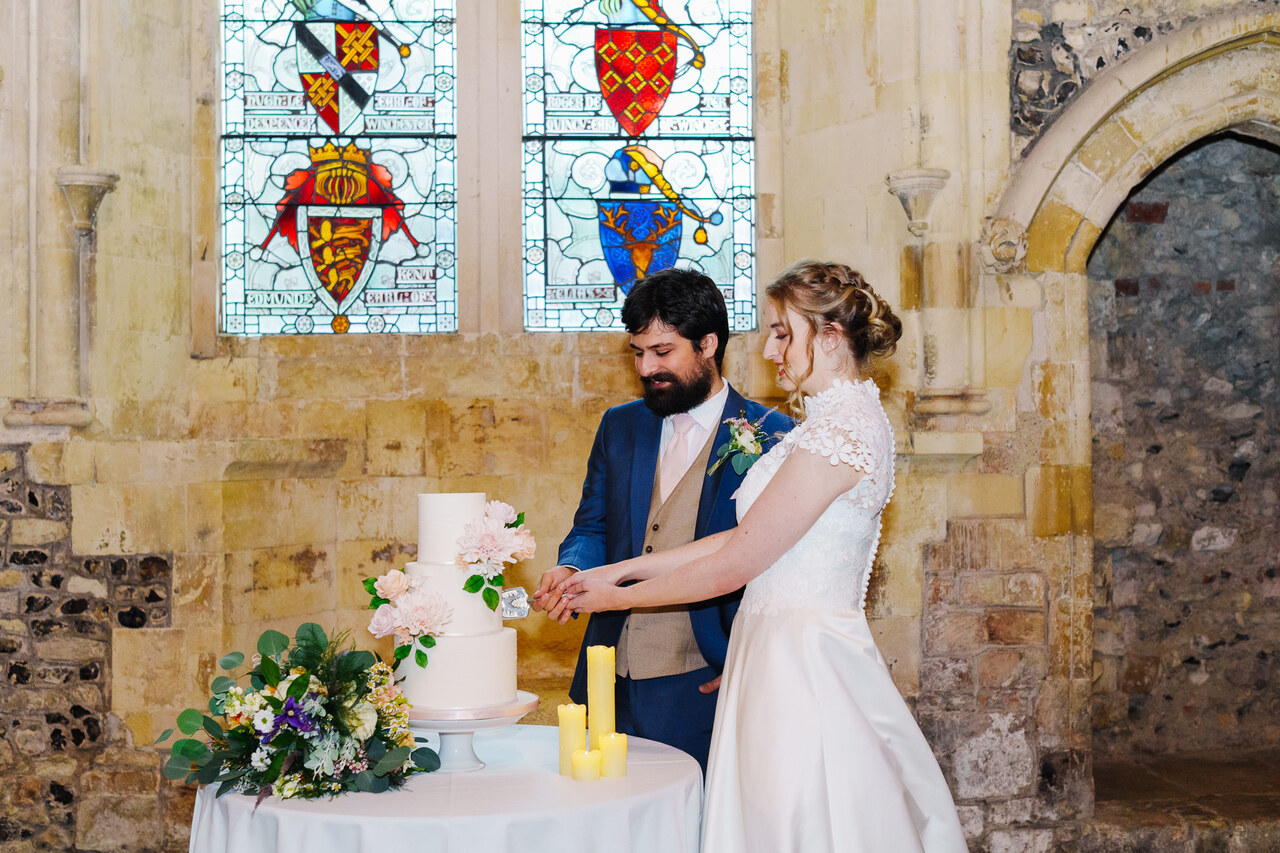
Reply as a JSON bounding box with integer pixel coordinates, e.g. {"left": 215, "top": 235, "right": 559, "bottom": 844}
{"left": 187, "top": 725, "right": 702, "bottom": 853}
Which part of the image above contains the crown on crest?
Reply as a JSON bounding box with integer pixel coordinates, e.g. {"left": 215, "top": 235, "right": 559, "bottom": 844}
{"left": 309, "top": 141, "right": 370, "bottom": 167}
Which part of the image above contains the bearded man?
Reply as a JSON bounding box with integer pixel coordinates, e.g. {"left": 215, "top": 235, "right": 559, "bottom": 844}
{"left": 531, "top": 267, "right": 792, "bottom": 770}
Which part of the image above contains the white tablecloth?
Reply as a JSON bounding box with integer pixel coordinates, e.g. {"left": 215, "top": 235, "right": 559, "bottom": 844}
{"left": 188, "top": 725, "right": 702, "bottom": 853}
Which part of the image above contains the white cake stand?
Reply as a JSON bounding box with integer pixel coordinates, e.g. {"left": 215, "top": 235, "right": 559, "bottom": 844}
{"left": 406, "top": 690, "right": 539, "bottom": 772}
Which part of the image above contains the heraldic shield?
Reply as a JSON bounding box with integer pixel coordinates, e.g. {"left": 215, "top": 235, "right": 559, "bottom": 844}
{"left": 597, "top": 201, "right": 682, "bottom": 293}
{"left": 595, "top": 28, "right": 676, "bottom": 137}
{"left": 296, "top": 19, "right": 380, "bottom": 135}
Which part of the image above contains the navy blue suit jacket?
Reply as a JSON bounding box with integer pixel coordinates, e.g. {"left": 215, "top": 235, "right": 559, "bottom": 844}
{"left": 559, "top": 385, "right": 793, "bottom": 704}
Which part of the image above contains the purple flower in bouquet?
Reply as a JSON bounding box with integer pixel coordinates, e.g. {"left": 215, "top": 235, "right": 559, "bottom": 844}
{"left": 274, "top": 696, "right": 318, "bottom": 735}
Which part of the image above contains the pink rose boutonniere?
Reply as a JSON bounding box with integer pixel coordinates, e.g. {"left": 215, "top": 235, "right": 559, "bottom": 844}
{"left": 708, "top": 410, "right": 773, "bottom": 476}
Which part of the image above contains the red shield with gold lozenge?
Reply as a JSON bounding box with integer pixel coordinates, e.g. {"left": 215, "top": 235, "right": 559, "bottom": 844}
{"left": 594, "top": 28, "right": 676, "bottom": 137}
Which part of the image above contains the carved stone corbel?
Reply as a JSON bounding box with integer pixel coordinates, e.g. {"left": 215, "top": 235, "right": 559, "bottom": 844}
{"left": 979, "top": 216, "right": 1028, "bottom": 274}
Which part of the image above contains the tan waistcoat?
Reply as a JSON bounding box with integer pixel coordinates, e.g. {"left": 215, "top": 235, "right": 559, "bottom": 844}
{"left": 615, "top": 427, "right": 717, "bottom": 679}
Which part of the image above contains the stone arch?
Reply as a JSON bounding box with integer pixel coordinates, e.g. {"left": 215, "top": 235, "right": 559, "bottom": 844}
{"left": 998, "top": 13, "right": 1280, "bottom": 274}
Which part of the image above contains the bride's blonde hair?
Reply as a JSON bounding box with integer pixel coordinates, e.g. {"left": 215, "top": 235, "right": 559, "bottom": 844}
{"left": 765, "top": 260, "right": 902, "bottom": 417}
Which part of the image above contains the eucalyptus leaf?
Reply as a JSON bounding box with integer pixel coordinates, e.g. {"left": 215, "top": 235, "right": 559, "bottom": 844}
{"left": 295, "top": 623, "right": 327, "bottom": 650}
{"left": 185, "top": 771, "right": 199, "bottom": 786}
{"left": 202, "top": 716, "right": 224, "bottom": 739}
{"left": 218, "top": 651, "right": 245, "bottom": 670}
{"left": 176, "top": 708, "right": 204, "bottom": 735}
{"left": 373, "top": 746, "right": 411, "bottom": 776}
{"left": 163, "top": 753, "right": 192, "bottom": 781}
{"left": 210, "top": 676, "right": 237, "bottom": 695}
{"left": 482, "top": 587, "right": 499, "bottom": 612}
{"left": 173, "top": 738, "right": 210, "bottom": 761}
{"left": 260, "top": 656, "right": 281, "bottom": 687}
{"left": 257, "top": 629, "right": 290, "bottom": 658}
{"left": 215, "top": 779, "right": 239, "bottom": 798}
{"left": 415, "top": 649, "right": 428, "bottom": 668}
{"left": 227, "top": 728, "right": 256, "bottom": 752}
{"left": 353, "top": 770, "right": 376, "bottom": 793}
{"left": 209, "top": 696, "right": 225, "bottom": 717}
{"left": 215, "top": 767, "right": 250, "bottom": 783}
{"left": 250, "top": 673, "right": 266, "bottom": 692}
{"left": 366, "top": 737, "right": 387, "bottom": 763}
{"left": 411, "top": 746, "right": 441, "bottom": 772}
{"left": 263, "top": 750, "right": 286, "bottom": 784}
{"left": 154, "top": 728, "right": 174, "bottom": 744}
{"left": 462, "top": 574, "right": 484, "bottom": 594}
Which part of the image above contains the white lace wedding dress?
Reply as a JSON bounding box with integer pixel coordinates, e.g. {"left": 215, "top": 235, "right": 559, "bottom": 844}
{"left": 701, "top": 378, "right": 968, "bottom": 853}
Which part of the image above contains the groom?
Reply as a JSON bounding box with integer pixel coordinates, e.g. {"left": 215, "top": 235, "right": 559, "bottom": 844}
{"left": 531, "top": 268, "right": 791, "bottom": 770}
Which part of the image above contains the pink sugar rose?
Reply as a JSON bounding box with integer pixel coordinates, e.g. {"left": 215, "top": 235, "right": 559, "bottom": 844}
{"left": 484, "top": 500, "right": 518, "bottom": 525}
{"left": 367, "top": 603, "right": 400, "bottom": 639}
{"left": 373, "top": 569, "right": 415, "bottom": 601}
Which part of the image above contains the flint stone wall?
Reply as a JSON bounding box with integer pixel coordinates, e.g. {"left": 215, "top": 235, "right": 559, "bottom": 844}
{"left": 1087, "top": 135, "right": 1280, "bottom": 756}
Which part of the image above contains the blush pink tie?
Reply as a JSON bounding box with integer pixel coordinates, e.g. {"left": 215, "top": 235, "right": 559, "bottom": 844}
{"left": 659, "top": 413, "right": 697, "bottom": 503}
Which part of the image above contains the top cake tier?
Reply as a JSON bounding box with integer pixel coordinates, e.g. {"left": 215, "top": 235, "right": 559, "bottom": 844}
{"left": 417, "top": 492, "right": 486, "bottom": 564}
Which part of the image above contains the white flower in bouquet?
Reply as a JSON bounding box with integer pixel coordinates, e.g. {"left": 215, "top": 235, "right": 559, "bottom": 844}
{"left": 373, "top": 569, "right": 416, "bottom": 601}
{"left": 251, "top": 708, "right": 275, "bottom": 735}
{"left": 342, "top": 698, "right": 379, "bottom": 742}
{"left": 250, "top": 746, "right": 271, "bottom": 771}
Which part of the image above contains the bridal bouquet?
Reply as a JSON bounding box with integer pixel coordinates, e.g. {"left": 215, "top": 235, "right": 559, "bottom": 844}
{"left": 157, "top": 623, "right": 438, "bottom": 800}
{"left": 365, "top": 500, "right": 534, "bottom": 668}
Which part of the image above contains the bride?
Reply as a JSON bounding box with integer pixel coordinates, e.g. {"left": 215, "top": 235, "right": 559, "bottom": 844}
{"left": 561, "top": 261, "right": 969, "bottom": 853}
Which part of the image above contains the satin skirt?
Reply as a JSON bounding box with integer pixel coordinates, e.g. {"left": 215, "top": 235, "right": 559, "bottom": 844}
{"left": 701, "top": 608, "right": 969, "bottom": 853}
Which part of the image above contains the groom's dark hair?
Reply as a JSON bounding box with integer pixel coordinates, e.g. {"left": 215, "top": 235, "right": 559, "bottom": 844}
{"left": 621, "top": 267, "right": 729, "bottom": 371}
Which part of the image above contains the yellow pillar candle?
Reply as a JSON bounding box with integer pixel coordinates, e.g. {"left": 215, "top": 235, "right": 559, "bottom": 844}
{"left": 557, "top": 703, "right": 587, "bottom": 776}
{"left": 599, "top": 731, "right": 627, "bottom": 778}
{"left": 571, "top": 748, "right": 602, "bottom": 781}
{"left": 586, "top": 645, "right": 615, "bottom": 750}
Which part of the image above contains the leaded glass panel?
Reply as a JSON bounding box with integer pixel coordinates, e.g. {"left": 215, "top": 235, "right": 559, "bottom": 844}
{"left": 221, "top": 0, "right": 457, "bottom": 335}
{"left": 522, "top": 0, "right": 756, "bottom": 332}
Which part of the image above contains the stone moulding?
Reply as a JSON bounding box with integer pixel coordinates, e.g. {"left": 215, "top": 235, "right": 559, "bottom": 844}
{"left": 886, "top": 168, "right": 951, "bottom": 236}
{"left": 3, "top": 398, "right": 94, "bottom": 429}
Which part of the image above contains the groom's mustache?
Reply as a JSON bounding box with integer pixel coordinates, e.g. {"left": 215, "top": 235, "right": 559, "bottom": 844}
{"left": 641, "top": 372, "right": 680, "bottom": 388}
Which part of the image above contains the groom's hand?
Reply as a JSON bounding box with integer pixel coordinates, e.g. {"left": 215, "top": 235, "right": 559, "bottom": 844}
{"left": 531, "top": 565, "right": 577, "bottom": 617}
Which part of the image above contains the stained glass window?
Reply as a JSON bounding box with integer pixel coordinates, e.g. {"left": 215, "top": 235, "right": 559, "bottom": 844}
{"left": 521, "top": 0, "right": 755, "bottom": 332}
{"left": 221, "top": 0, "right": 457, "bottom": 335}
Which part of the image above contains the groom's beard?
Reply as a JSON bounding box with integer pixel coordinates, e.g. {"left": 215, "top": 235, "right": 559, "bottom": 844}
{"left": 641, "top": 358, "right": 716, "bottom": 417}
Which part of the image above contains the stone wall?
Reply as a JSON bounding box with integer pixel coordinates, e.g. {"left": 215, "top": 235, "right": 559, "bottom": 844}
{"left": 1087, "top": 135, "right": 1280, "bottom": 756}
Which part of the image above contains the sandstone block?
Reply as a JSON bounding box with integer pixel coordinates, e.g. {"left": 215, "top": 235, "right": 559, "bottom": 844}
{"left": 978, "top": 648, "right": 1048, "bottom": 690}
{"left": 925, "top": 612, "right": 988, "bottom": 655}
{"left": 947, "top": 474, "right": 1024, "bottom": 518}
{"left": 1119, "top": 656, "right": 1160, "bottom": 694}
{"left": 9, "top": 519, "right": 69, "bottom": 546}
{"left": 986, "top": 610, "right": 1046, "bottom": 645}
{"left": 364, "top": 401, "right": 427, "bottom": 477}
{"left": 75, "top": 794, "right": 162, "bottom": 852}
{"left": 24, "top": 441, "right": 94, "bottom": 485}
{"left": 952, "top": 713, "right": 1036, "bottom": 798}
{"left": 960, "top": 572, "right": 1046, "bottom": 608}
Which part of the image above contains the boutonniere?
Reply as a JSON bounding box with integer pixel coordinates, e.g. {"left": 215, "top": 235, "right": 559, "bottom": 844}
{"left": 708, "top": 410, "right": 772, "bottom": 476}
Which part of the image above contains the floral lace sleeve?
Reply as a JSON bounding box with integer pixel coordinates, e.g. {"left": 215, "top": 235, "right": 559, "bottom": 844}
{"left": 787, "top": 414, "right": 881, "bottom": 478}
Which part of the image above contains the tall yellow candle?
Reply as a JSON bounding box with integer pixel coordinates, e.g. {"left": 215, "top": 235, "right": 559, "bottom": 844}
{"left": 571, "top": 748, "right": 602, "bottom": 781}
{"left": 586, "top": 645, "right": 616, "bottom": 750}
{"left": 557, "top": 703, "right": 587, "bottom": 776}
{"left": 599, "top": 731, "right": 627, "bottom": 778}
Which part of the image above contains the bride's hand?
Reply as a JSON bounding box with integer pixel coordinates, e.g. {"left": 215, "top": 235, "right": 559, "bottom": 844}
{"left": 560, "top": 576, "right": 628, "bottom": 618}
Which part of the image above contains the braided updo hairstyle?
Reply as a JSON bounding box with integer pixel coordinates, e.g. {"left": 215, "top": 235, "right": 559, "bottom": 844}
{"left": 765, "top": 260, "right": 903, "bottom": 416}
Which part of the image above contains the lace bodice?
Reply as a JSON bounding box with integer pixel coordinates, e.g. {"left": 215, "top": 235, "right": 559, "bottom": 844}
{"left": 734, "top": 378, "right": 896, "bottom": 615}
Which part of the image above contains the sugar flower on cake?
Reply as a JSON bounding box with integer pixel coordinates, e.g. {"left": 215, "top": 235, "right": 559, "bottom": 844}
{"left": 372, "top": 568, "right": 417, "bottom": 601}
{"left": 457, "top": 515, "right": 524, "bottom": 580}
{"left": 396, "top": 589, "right": 454, "bottom": 644}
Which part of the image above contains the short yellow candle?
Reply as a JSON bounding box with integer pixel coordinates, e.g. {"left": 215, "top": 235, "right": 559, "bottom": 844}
{"left": 557, "top": 703, "right": 587, "bottom": 776}
{"left": 586, "top": 645, "right": 616, "bottom": 750}
{"left": 571, "top": 748, "right": 602, "bottom": 781}
{"left": 599, "top": 731, "right": 627, "bottom": 778}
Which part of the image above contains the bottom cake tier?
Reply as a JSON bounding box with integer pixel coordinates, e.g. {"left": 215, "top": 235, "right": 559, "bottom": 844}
{"left": 400, "top": 627, "right": 517, "bottom": 711}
